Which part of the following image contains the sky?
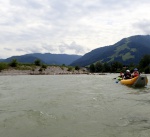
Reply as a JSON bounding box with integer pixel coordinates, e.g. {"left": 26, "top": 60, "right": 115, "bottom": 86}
{"left": 0, "top": 0, "right": 150, "bottom": 59}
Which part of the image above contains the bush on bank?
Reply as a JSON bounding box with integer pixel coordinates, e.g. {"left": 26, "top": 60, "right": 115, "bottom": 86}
{"left": 0, "top": 63, "right": 8, "bottom": 72}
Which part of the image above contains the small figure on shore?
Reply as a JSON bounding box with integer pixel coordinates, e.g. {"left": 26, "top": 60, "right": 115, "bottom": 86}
{"left": 132, "top": 68, "right": 139, "bottom": 78}
{"left": 124, "top": 70, "right": 131, "bottom": 79}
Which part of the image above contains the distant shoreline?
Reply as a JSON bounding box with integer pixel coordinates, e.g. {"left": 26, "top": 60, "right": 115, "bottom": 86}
{"left": 0, "top": 66, "right": 107, "bottom": 76}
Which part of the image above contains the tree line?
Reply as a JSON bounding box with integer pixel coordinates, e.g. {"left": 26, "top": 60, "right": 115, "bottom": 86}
{"left": 0, "top": 59, "right": 81, "bottom": 73}
{"left": 89, "top": 54, "right": 150, "bottom": 74}
{"left": 0, "top": 54, "right": 150, "bottom": 74}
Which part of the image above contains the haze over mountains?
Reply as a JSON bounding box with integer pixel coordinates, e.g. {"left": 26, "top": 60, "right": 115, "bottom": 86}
{"left": 1, "top": 35, "right": 150, "bottom": 66}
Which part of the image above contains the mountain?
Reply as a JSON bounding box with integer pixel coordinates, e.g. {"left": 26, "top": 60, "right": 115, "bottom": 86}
{"left": 70, "top": 35, "right": 150, "bottom": 66}
{"left": 3, "top": 55, "right": 41, "bottom": 64}
{"left": 0, "top": 53, "right": 81, "bottom": 65}
{"left": 27, "top": 53, "right": 81, "bottom": 65}
{"left": 0, "top": 59, "right": 4, "bottom": 62}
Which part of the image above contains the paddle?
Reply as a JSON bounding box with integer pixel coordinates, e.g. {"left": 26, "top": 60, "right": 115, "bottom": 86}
{"left": 113, "top": 76, "right": 123, "bottom": 79}
{"left": 113, "top": 77, "right": 119, "bottom": 83}
{"left": 115, "top": 80, "right": 119, "bottom": 83}
{"left": 114, "top": 77, "right": 123, "bottom": 83}
{"left": 113, "top": 76, "right": 121, "bottom": 79}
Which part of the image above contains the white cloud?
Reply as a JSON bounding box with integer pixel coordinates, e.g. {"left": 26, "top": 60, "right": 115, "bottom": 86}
{"left": 133, "top": 20, "right": 150, "bottom": 34}
{"left": 0, "top": 0, "right": 150, "bottom": 58}
{"left": 58, "top": 42, "right": 90, "bottom": 54}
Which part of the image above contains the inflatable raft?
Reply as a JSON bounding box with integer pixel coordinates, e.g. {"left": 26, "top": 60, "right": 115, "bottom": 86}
{"left": 120, "top": 75, "right": 148, "bottom": 87}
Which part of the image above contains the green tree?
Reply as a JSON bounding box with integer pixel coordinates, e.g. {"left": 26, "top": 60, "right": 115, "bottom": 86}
{"left": 89, "top": 64, "right": 95, "bottom": 72}
{"left": 9, "top": 59, "right": 18, "bottom": 67}
{"left": 111, "top": 61, "right": 123, "bottom": 72}
{"left": 139, "top": 55, "right": 150, "bottom": 73}
{"left": 103, "top": 62, "right": 110, "bottom": 72}
{"left": 95, "top": 61, "right": 103, "bottom": 72}
{"left": 144, "top": 66, "right": 150, "bottom": 74}
{"left": 34, "top": 59, "right": 41, "bottom": 66}
{"left": 139, "top": 55, "right": 150, "bottom": 69}
{"left": 75, "top": 66, "right": 80, "bottom": 71}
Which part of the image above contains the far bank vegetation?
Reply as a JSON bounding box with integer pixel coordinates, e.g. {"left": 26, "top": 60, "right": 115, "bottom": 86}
{"left": 89, "top": 54, "right": 150, "bottom": 74}
{"left": 0, "top": 54, "right": 150, "bottom": 74}
{"left": 0, "top": 59, "right": 87, "bottom": 75}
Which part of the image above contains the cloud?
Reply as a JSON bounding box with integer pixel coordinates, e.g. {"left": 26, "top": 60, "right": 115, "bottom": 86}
{"left": 0, "top": 0, "right": 150, "bottom": 58}
{"left": 58, "top": 42, "right": 90, "bottom": 55}
{"left": 3, "top": 48, "right": 12, "bottom": 51}
{"left": 41, "top": 42, "right": 90, "bottom": 55}
{"left": 16, "top": 46, "right": 45, "bottom": 54}
{"left": 133, "top": 20, "right": 150, "bottom": 34}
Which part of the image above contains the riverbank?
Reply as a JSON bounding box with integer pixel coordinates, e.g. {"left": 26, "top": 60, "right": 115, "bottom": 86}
{"left": 0, "top": 66, "right": 89, "bottom": 76}
{"left": 0, "top": 66, "right": 108, "bottom": 76}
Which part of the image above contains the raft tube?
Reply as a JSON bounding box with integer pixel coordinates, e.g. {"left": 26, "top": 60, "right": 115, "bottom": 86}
{"left": 120, "top": 75, "right": 148, "bottom": 87}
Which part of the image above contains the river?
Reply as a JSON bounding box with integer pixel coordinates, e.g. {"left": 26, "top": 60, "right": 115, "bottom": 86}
{"left": 0, "top": 74, "right": 150, "bottom": 137}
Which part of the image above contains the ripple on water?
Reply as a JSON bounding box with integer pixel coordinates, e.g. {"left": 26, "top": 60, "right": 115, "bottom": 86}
{"left": 126, "top": 86, "right": 150, "bottom": 95}
{"left": 0, "top": 75, "right": 150, "bottom": 137}
{"left": 0, "top": 109, "right": 58, "bottom": 130}
{"left": 25, "top": 109, "right": 57, "bottom": 126}
{"left": 117, "top": 116, "right": 150, "bottom": 130}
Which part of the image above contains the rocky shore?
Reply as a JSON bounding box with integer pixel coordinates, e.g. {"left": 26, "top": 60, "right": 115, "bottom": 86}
{"left": 0, "top": 66, "right": 89, "bottom": 76}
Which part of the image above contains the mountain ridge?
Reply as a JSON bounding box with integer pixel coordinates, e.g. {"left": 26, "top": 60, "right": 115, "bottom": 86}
{"left": 71, "top": 35, "right": 150, "bottom": 66}
{"left": 0, "top": 53, "right": 82, "bottom": 65}
{"left": 1, "top": 35, "right": 150, "bottom": 66}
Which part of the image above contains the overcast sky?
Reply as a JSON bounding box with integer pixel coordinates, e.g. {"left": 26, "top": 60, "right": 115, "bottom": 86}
{"left": 0, "top": 0, "right": 150, "bottom": 58}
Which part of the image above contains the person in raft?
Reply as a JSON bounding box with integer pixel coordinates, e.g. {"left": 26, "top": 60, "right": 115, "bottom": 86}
{"left": 124, "top": 70, "right": 132, "bottom": 79}
{"left": 119, "top": 72, "right": 124, "bottom": 79}
{"left": 132, "top": 68, "right": 139, "bottom": 78}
